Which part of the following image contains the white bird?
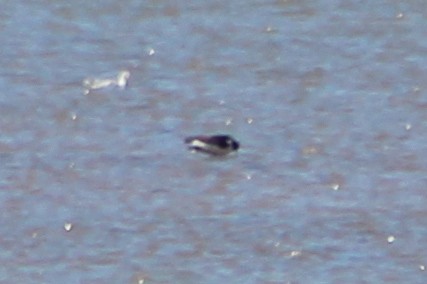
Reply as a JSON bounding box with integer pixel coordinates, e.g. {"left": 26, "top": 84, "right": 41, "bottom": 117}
{"left": 83, "top": 70, "right": 130, "bottom": 94}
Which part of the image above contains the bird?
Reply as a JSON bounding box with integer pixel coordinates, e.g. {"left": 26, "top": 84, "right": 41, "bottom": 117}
{"left": 83, "top": 70, "right": 130, "bottom": 94}
{"left": 184, "top": 135, "right": 240, "bottom": 156}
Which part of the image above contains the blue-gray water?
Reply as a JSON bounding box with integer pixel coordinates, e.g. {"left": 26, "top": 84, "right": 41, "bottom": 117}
{"left": 1, "top": 1, "right": 427, "bottom": 283}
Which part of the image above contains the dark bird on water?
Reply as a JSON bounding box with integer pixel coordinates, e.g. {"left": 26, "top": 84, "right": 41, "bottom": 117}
{"left": 184, "top": 135, "right": 240, "bottom": 156}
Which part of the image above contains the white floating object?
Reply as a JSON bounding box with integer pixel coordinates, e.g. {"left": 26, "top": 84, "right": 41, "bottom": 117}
{"left": 83, "top": 70, "right": 130, "bottom": 92}
{"left": 225, "top": 118, "right": 232, "bottom": 125}
{"left": 396, "top": 13, "right": 404, "bottom": 19}
{"left": 405, "top": 123, "right": 412, "bottom": 130}
{"left": 290, "top": 250, "right": 301, "bottom": 257}
{"left": 246, "top": 118, "right": 253, "bottom": 124}
{"left": 387, "top": 235, "right": 395, "bottom": 243}
{"left": 331, "top": 183, "right": 340, "bottom": 191}
{"left": 266, "top": 26, "right": 273, "bottom": 32}
{"left": 148, "top": 48, "right": 155, "bottom": 56}
{"left": 420, "top": 265, "right": 425, "bottom": 271}
{"left": 138, "top": 279, "right": 145, "bottom": 284}
{"left": 64, "top": 223, "right": 73, "bottom": 232}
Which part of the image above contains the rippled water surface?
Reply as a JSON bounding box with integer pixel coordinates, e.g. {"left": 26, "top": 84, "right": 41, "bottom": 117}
{"left": 1, "top": 1, "right": 427, "bottom": 283}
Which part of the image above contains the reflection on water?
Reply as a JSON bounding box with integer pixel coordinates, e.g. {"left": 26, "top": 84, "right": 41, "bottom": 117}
{"left": 1, "top": 0, "right": 427, "bottom": 283}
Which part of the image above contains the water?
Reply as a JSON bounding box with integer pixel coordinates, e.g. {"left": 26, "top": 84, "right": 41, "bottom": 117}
{"left": 1, "top": 0, "right": 427, "bottom": 283}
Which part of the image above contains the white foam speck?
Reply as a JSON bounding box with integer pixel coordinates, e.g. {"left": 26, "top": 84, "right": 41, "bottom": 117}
{"left": 331, "top": 183, "right": 340, "bottom": 191}
{"left": 290, "top": 250, "right": 301, "bottom": 257}
{"left": 64, "top": 223, "right": 73, "bottom": 232}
